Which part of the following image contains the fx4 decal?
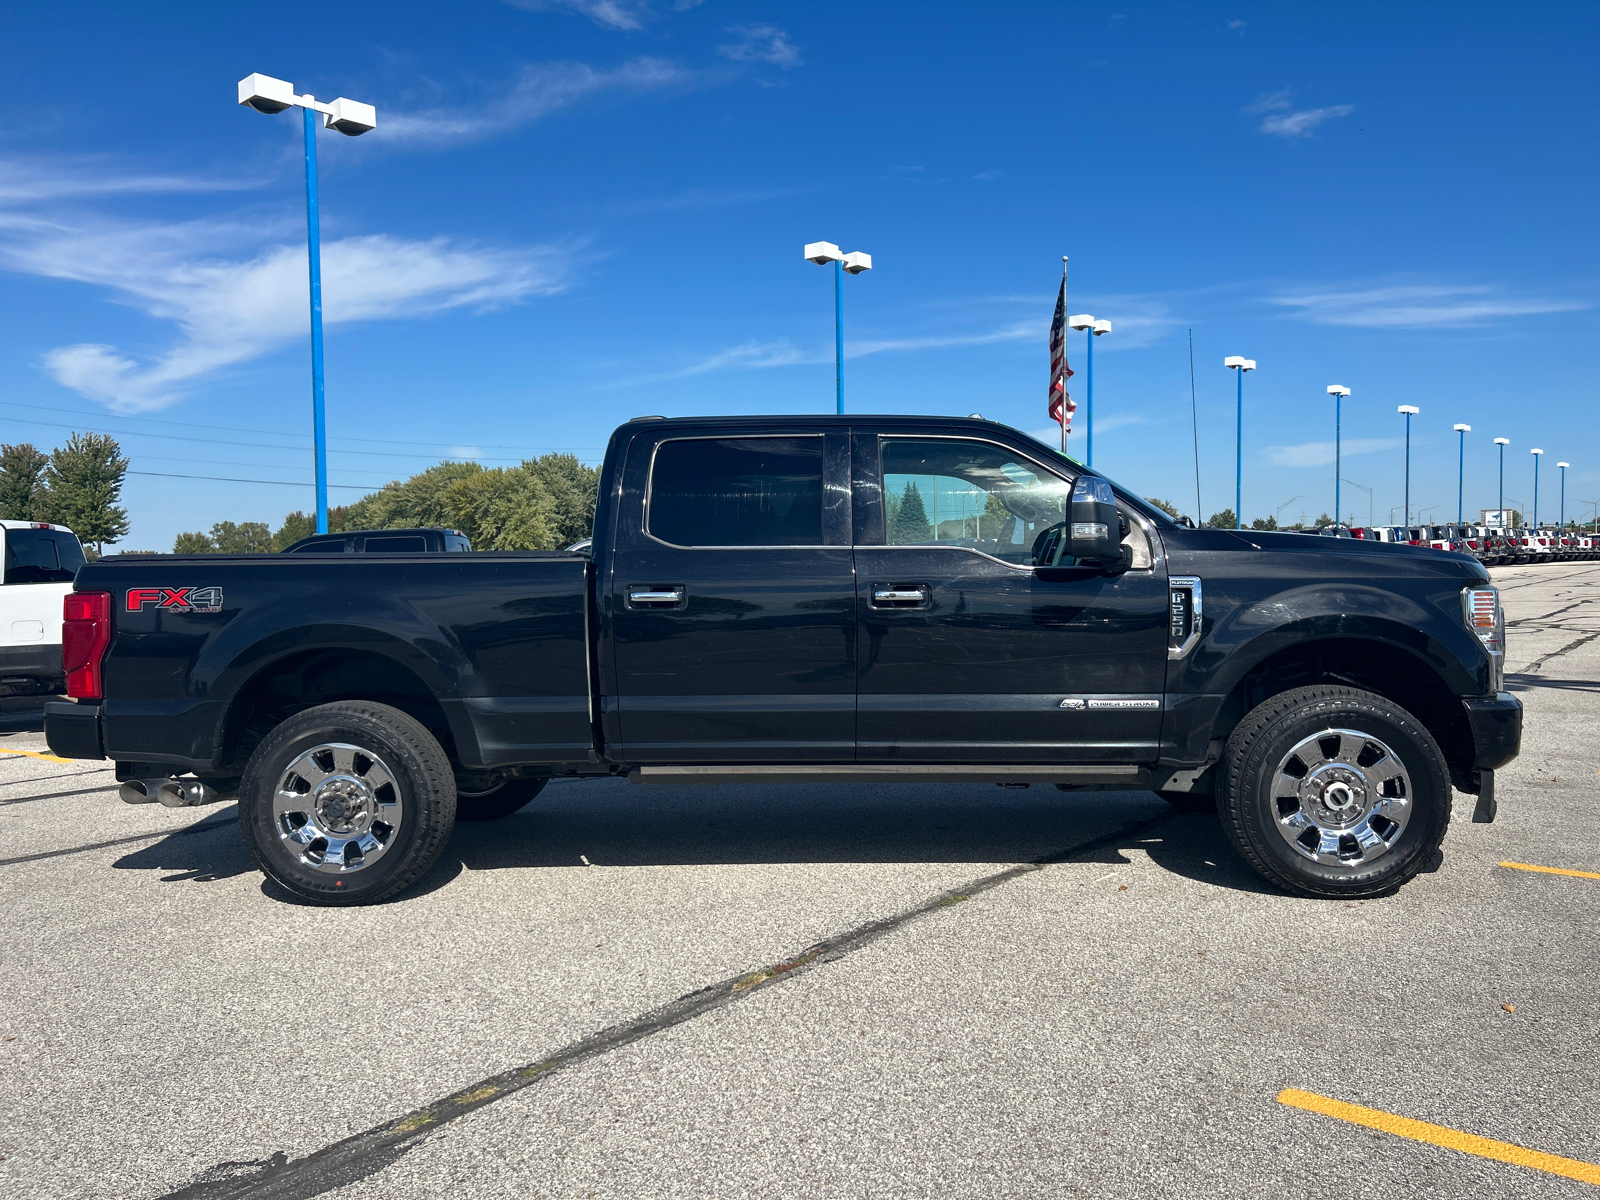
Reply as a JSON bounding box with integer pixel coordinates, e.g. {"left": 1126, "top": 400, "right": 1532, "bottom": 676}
{"left": 126, "top": 586, "right": 225, "bottom": 614}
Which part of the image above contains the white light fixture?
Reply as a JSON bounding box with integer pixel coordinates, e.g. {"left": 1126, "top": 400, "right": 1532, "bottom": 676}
{"left": 1558, "top": 460, "right": 1571, "bottom": 468}
{"left": 1532, "top": 448, "right": 1544, "bottom": 455}
{"left": 1327, "top": 384, "right": 1351, "bottom": 397}
{"left": 237, "top": 72, "right": 377, "bottom": 136}
{"left": 1398, "top": 405, "right": 1419, "bottom": 415}
{"left": 841, "top": 251, "right": 872, "bottom": 274}
{"left": 1454, "top": 423, "right": 1472, "bottom": 433}
{"left": 1068, "top": 313, "right": 1095, "bottom": 331}
{"left": 1494, "top": 437, "right": 1510, "bottom": 446}
{"left": 803, "top": 241, "right": 843, "bottom": 264}
{"left": 1224, "top": 356, "right": 1256, "bottom": 371}
{"left": 1092, "top": 319, "right": 1112, "bottom": 335}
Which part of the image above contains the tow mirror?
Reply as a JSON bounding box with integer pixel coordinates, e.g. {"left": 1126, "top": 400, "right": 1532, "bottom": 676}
{"left": 1066, "top": 475, "right": 1122, "bottom": 565}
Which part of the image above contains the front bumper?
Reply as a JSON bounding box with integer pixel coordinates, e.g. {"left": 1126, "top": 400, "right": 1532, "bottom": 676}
{"left": 44, "top": 700, "right": 104, "bottom": 760}
{"left": 1463, "top": 692, "right": 1522, "bottom": 770}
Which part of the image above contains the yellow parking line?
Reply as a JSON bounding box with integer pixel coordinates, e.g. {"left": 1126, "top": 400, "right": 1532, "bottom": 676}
{"left": 1278, "top": 1089, "right": 1600, "bottom": 1185}
{"left": 0, "top": 745, "right": 75, "bottom": 765}
{"left": 1500, "top": 860, "right": 1600, "bottom": 881}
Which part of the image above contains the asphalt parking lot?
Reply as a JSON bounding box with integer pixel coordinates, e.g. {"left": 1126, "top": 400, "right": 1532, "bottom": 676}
{"left": 2, "top": 560, "right": 1598, "bottom": 1200}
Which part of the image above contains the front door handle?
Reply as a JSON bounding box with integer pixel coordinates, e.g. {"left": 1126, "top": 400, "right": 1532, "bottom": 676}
{"left": 627, "top": 585, "right": 685, "bottom": 608}
{"left": 871, "top": 584, "right": 930, "bottom": 608}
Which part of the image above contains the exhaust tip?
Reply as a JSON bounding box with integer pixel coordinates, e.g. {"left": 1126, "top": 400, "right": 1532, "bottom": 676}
{"left": 119, "top": 780, "right": 157, "bottom": 804}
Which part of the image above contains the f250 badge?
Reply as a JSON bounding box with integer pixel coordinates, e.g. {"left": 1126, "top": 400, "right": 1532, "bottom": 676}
{"left": 126, "top": 586, "right": 224, "bottom": 614}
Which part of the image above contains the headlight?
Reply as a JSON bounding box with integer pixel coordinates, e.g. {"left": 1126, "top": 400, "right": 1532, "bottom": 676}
{"left": 1462, "top": 585, "right": 1505, "bottom": 692}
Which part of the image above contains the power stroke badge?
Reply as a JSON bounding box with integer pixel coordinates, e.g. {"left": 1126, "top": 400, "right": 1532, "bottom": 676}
{"left": 126, "top": 586, "right": 225, "bottom": 614}
{"left": 1060, "top": 697, "right": 1160, "bottom": 710}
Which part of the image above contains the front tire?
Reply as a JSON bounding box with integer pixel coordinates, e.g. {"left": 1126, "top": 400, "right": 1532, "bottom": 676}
{"left": 1220, "top": 686, "right": 1451, "bottom": 899}
{"left": 239, "top": 701, "right": 457, "bottom": 906}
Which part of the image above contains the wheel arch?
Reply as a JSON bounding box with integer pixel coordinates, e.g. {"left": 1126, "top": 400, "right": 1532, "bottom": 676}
{"left": 214, "top": 644, "right": 479, "bottom": 779}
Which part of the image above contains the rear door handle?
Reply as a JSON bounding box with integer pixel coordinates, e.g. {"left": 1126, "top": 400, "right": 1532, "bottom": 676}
{"left": 872, "top": 584, "right": 930, "bottom": 608}
{"left": 627, "top": 586, "right": 685, "bottom": 608}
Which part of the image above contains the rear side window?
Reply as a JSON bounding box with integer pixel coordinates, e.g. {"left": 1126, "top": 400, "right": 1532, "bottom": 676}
{"left": 4, "top": 530, "right": 83, "bottom": 584}
{"left": 445, "top": 536, "right": 471, "bottom": 552}
{"left": 648, "top": 437, "right": 824, "bottom": 547}
{"left": 363, "top": 535, "right": 428, "bottom": 553}
{"left": 292, "top": 540, "right": 349, "bottom": 554}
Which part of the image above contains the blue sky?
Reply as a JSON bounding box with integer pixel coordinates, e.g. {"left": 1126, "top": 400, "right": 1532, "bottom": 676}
{"left": 1, "top": 1, "right": 1596, "bottom": 546}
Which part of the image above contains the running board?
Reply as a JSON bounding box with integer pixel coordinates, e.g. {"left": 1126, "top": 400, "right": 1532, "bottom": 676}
{"left": 628, "top": 764, "right": 1148, "bottom": 786}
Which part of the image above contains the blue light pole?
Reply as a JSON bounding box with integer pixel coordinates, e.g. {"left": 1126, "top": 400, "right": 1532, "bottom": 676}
{"left": 1225, "top": 357, "right": 1256, "bottom": 529}
{"left": 238, "top": 74, "right": 377, "bottom": 534}
{"left": 303, "top": 106, "right": 328, "bottom": 532}
{"left": 1531, "top": 448, "right": 1543, "bottom": 528}
{"left": 1069, "top": 314, "right": 1112, "bottom": 467}
{"left": 1327, "top": 385, "right": 1351, "bottom": 527}
{"left": 1398, "top": 406, "right": 1419, "bottom": 524}
{"left": 1558, "top": 460, "right": 1569, "bottom": 530}
{"left": 1494, "top": 437, "right": 1510, "bottom": 524}
{"left": 804, "top": 242, "right": 873, "bottom": 414}
{"left": 1453, "top": 423, "right": 1471, "bottom": 526}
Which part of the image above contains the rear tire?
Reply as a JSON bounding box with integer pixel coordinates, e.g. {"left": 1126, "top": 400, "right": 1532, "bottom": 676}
{"left": 1220, "top": 685, "right": 1451, "bottom": 899}
{"left": 456, "top": 777, "right": 547, "bottom": 822}
{"left": 239, "top": 701, "right": 457, "bottom": 906}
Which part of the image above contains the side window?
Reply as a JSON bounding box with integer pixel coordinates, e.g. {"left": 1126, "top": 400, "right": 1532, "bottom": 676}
{"left": 291, "top": 540, "right": 348, "bottom": 554}
{"left": 363, "top": 535, "right": 427, "bottom": 553}
{"left": 880, "top": 439, "right": 1072, "bottom": 565}
{"left": 648, "top": 437, "right": 824, "bottom": 547}
{"left": 4, "top": 530, "right": 78, "bottom": 584}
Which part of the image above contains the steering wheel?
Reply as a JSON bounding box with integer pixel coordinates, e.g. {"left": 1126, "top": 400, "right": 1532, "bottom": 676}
{"left": 1031, "top": 522, "right": 1065, "bottom": 566}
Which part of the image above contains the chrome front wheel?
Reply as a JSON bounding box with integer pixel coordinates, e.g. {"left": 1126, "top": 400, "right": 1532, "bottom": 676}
{"left": 1270, "top": 728, "right": 1411, "bottom": 868}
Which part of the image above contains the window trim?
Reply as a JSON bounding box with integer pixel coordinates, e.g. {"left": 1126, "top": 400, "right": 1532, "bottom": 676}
{"left": 867, "top": 433, "right": 1158, "bottom": 573}
{"left": 643, "top": 433, "right": 832, "bottom": 551}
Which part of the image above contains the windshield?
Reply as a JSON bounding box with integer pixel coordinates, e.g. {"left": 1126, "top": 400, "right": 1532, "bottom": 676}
{"left": 4, "top": 528, "right": 84, "bottom": 584}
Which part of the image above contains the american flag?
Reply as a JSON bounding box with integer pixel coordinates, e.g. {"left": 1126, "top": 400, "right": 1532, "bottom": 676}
{"left": 1048, "top": 277, "right": 1075, "bottom": 430}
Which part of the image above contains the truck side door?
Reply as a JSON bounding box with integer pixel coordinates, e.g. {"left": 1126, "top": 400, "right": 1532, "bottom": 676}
{"left": 605, "top": 428, "right": 855, "bottom": 761}
{"left": 852, "top": 433, "right": 1169, "bottom": 763}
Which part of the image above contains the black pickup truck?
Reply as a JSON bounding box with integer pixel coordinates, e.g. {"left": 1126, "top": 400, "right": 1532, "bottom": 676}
{"left": 46, "top": 414, "right": 1520, "bottom": 905}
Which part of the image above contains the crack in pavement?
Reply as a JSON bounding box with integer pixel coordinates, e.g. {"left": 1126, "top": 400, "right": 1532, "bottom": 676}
{"left": 155, "top": 807, "right": 1178, "bottom": 1200}
{"left": 1517, "top": 629, "right": 1600, "bottom": 676}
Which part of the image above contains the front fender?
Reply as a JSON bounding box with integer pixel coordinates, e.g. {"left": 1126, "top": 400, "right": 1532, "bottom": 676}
{"left": 1176, "top": 582, "right": 1489, "bottom": 698}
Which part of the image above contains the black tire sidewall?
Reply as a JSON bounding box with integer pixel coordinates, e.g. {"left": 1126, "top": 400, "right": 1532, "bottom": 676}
{"left": 455, "top": 777, "right": 547, "bottom": 822}
{"left": 240, "top": 705, "right": 454, "bottom": 904}
{"left": 1229, "top": 693, "right": 1449, "bottom": 896}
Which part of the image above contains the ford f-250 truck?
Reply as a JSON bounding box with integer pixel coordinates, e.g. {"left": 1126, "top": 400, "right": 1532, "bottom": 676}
{"left": 44, "top": 415, "right": 1521, "bottom": 905}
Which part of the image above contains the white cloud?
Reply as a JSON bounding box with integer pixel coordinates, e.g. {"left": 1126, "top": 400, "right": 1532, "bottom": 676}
{"left": 605, "top": 184, "right": 810, "bottom": 216}
{"left": 507, "top": 0, "right": 702, "bottom": 28}
{"left": 1245, "top": 89, "right": 1353, "bottom": 138}
{"left": 848, "top": 321, "right": 1038, "bottom": 358}
{"left": 717, "top": 25, "right": 801, "bottom": 67}
{"left": 1265, "top": 438, "right": 1401, "bottom": 468}
{"left": 1270, "top": 283, "right": 1587, "bottom": 328}
{"left": 675, "top": 340, "right": 815, "bottom": 376}
{"left": 0, "top": 157, "right": 263, "bottom": 203}
{"left": 380, "top": 58, "right": 703, "bottom": 146}
{"left": 4, "top": 213, "right": 567, "bottom": 412}
{"left": 508, "top": 0, "right": 654, "bottom": 30}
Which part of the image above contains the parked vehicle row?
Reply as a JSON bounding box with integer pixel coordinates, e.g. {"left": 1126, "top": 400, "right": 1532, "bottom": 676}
{"left": 1320, "top": 523, "right": 1599, "bottom": 567}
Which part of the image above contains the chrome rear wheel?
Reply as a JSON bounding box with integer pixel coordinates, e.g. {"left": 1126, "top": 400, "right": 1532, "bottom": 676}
{"left": 274, "top": 742, "right": 403, "bottom": 873}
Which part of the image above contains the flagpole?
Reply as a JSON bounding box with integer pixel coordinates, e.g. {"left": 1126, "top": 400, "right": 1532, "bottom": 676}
{"left": 1060, "top": 255, "right": 1069, "bottom": 455}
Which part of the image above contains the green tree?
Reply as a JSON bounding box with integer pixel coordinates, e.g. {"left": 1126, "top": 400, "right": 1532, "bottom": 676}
{"left": 890, "top": 481, "right": 933, "bottom": 543}
{"left": 1205, "top": 508, "right": 1237, "bottom": 529}
{"left": 0, "top": 443, "right": 49, "bottom": 520}
{"left": 1145, "top": 496, "right": 1182, "bottom": 520}
{"left": 526, "top": 453, "right": 600, "bottom": 547}
{"left": 273, "top": 505, "right": 351, "bottom": 550}
{"left": 1250, "top": 515, "right": 1279, "bottom": 531}
{"left": 979, "top": 491, "right": 1012, "bottom": 540}
{"left": 1313, "top": 512, "right": 1334, "bottom": 528}
{"left": 44, "top": 433, "right": 129, "bottom": 552}
{"left": 173, "top": 531, "right": 215, "bottom": 554}
{"left": 211, "top": 521, "right": 272, "bottom": 553}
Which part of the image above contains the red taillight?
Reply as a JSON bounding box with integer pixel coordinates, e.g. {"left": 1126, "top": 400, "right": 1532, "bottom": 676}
{"left": 63, "top": 591, "right": 112, "bottom": 700}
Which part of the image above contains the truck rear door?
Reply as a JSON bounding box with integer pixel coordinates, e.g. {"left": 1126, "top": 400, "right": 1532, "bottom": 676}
{"left": 605, "top": 428, "right": 856, "bottom": 761}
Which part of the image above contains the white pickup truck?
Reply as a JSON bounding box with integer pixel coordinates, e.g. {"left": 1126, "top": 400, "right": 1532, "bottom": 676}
{"left": 0, "top": 521, "right": 86, "bottom": 695}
